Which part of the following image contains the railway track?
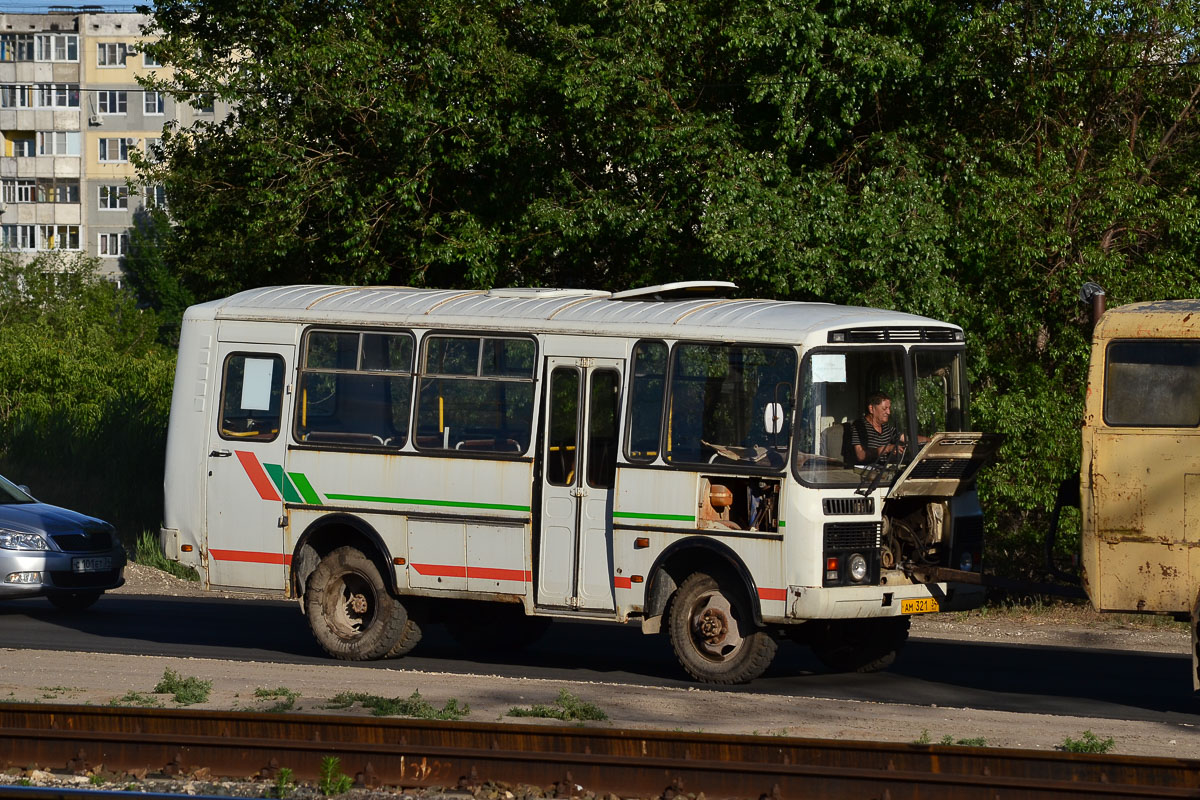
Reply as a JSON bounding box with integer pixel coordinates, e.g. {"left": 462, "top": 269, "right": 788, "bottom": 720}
{"left": 0, "top": 703, "right": 1196, "bottom": 799}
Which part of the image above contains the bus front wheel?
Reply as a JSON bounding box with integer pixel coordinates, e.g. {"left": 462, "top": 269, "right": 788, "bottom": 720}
{"left": 306, "top": 546, "right": 419, "bottom": 660}
{"left": 667, "top": 571, "right": 777, "bottom": 684}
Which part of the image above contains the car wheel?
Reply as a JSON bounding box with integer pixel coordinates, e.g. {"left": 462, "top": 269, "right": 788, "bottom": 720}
{"left": 305, "top": 546, "right": 417, "bottom": 660}
{"left": 667, "top": 571, "right": 777, "bottom": 684}
{"left": 46, "top": 590, "right": 102, "bottom": 612}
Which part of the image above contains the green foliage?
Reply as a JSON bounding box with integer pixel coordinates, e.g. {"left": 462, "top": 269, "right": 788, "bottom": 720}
{"left": 1060, "top": 730, "right": 1116, "bottom": 754}
{"left": 254, "top": 687, "right": 300, "bottom": 712}
{"left": 153, "top": 668, "right": 212, "bottom": 705}
{"left": 0, "top": 252, "right": 175, "bottom": 540}
{"left": 136, "top": 0, "right": 1200, "bottom": 566}
{"left": 326, "top": 690, "right": 469, "bottom": 720}
{"left": 133, "top": 531, "right": 200, "bottom": 582}
{"left": 317, "top": 757, "right": 352, "bottom": 796}
{"left": 269, "top": 767, "right": 295, "bottom": 799}
{"left": 110, "top": 691, "right": 160, "bottom": 708}
{"left": 508, "top": 689, "right": 608, "bottom": 722}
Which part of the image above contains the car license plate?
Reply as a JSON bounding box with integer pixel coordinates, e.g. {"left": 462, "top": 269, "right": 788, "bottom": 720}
{"left": 901, "top": 597, "right": 939, "bottom": 615}
{"left": 72, "top": 557, "right": 112, "bottom": 573}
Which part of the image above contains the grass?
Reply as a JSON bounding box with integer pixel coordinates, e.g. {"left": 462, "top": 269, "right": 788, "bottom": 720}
{"left": 914, "top": 730, "right": 987, "bottom": 747}
{"left": 325, "top": 690, "right": 469, "bottom": 720}
{"left": 507, "top": 690, "right": 608, "bottom": 722}
{"left": 255, "top": 687, "right": 300, "bottom": 712}
{"left": 318, "top": 757, "right": 352, "bottom": 796}
{"left": 133, "top": 531, "right": 200, "bottom": 582}
{"left": 1059, "top": 730, "right": 1115, "bottom": 754}
{"left": 153, "top": 668, "right": 212, "bottom": 705}
{"left": 269, "top": 767, "right": 294, "bottom": 799}
{"left": 109, "top": 691, "right": 160, "bottom": 708}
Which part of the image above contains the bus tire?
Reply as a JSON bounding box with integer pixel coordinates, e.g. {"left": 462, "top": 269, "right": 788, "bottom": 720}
{"left": 667, "top": 571, "right": 777, "bottom": 684}
{"left": 306, "top": 546, "right": 413, "bottom": 661}
{"left": 808, "top": 616, "right": 910, "bottom": 673}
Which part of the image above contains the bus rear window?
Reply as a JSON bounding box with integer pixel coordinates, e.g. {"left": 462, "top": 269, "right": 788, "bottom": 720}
{"left": 1105, "top": 340, "right": 1200, "bottom": 427}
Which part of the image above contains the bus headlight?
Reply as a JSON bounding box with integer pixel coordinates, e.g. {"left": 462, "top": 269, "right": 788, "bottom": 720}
{"left": 848, "top": 553, "right": 868, "bottom": 583}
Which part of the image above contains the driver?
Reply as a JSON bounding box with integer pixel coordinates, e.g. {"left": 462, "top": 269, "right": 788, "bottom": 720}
{"left": 848, "top": 392, "right": 902, "bottom": 464}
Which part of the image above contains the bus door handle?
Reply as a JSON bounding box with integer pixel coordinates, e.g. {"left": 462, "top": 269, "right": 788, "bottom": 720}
{"left": 571, "top": 487, "right": 589, "bottom": 498}
{"left": 209, "top": 449, "right": 233, "bottom": 458}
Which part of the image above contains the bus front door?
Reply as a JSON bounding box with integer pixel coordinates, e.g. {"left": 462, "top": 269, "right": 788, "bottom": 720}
{"left": 537, "top": 358, "right": 623, "bottom": 611}
{"left": 205, "top": 341, "right": 294, "bottom": 591}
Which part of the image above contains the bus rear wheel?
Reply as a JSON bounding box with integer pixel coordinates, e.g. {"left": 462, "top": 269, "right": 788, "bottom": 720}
{"left": 306, "top": 546, "right": 419, "bottom": 661}
{"left": 667, "top": 571, "right": 777, "bottom": 684}
{"left": 807, "top": 616, "right": 910, "bottom": 673}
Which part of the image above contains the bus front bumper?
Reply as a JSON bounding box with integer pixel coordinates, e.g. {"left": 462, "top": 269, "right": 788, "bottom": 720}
{"left": 787, "top": 581, "right": 986, "bottom": 620}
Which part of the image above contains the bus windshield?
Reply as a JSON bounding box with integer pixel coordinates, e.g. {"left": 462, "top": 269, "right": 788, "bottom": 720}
{"left": 794, "top": 347, "right": 968, "bottom": 487}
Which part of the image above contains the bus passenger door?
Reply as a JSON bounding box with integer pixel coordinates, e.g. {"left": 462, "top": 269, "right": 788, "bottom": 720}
{"left": 537, "top": 358, "right": 623, "bottom": 611}
{"left": 205, "top": 342, "right": 294, "bottom": 591}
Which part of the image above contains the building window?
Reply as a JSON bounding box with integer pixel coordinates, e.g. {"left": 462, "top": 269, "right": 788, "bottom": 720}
{"left": 142, "top": 51, "right": 161, "bottom": 68}
{"left": 192, "top": 94, "right": 214, "bottom": 114}
{"left": 1, "top": 224, "right": 35, "bottom": 250}
{"left": 0, "top": 85, "right": 33, "bottom": 109}
{"left": 5, "top": 132, "right": 35, "bottom": 157}
{"left": 143, "top": 137, "right": 163, "bottom": 163}
{"left": 98, "top": 138, "right": 131, "bottom": 163}
{"left": 98, "top": 232, "right": 128, "bottom": 257}
{"left": 38, "top": 131, "right": 79, "bottom": 156}
{"left": 36, "top": 84, "right": 79, "bottom": 108}
{"left": 97, "top": 42, "right": 127, "bottom": 67}
{"left": 0, "top": 35, "right": 34, "bottom": 62}
{"left": 143, "top": 90, "right": 164, "bottom": 115}
{"left": 97, "top": 91, "right": 127, "bottom": 115}
{"left": 99, "top": 185, "right": 129, "bottom": 210}
{"left": 2, "top": 180, "right": 35, "bottom": 204}
{"left": 144, "top": 183, "right": 167, "bottom": 210}
{"left": 37, "top": 180, "right": 78, "bottom": 203}
{"left": 36, "top": 34, "right": 77, "bottom": 62}
{"left": 39, "top": 225, "right": 79, "bottom": 250}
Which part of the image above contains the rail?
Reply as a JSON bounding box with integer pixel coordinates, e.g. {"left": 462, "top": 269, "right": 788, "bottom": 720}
{"left": 0, "top": 704, "right": 1195, "bottom": 799}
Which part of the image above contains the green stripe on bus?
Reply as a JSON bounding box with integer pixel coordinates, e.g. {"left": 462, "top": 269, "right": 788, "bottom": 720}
{"left": 263, "top": 463, "right": 302, "bottom": 504}
{"left": 613, "top": 511, "right": 696, "bottom": 522}
{"left": 288, "top": 472, "right": 323, "bottom": 506}
{"left": 324, "top": 494, "right": 531, "bottom": 513}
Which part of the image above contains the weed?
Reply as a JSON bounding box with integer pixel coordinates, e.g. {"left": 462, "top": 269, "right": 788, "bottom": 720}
{"left": 1059, "top": 730, "right": 1115, "bottom": 754}
{"left": 110, "top": 691, "right": 160, "bottom": 708}
{"left": 16, "top": 778, "right": 30, "bottom": 787}
{"left": 326, "top": 690, "right": 469, "bottom": 720}
{"left": 89, "top": 774, "right": 106, "bottom": 786}
{"left": 318, "top": 757, "right": 352, "bottom": 796}
{"left": 269, "top": 766, "right": 294, "bottom": 798}
{"left": 255, "top": 687, "right": 300, "bottom": 712}
{"left": 914, "top": 729, "right": 931, "bottom": 745}
{"left": 508, "top": 689, "right": 608, "bottom": 722}
{"left": 134, "top": 530, "right": 200, "bottom": 582}
{"left": 939, "top": 734, "right": 987, "bottom": 746}
{"left": 153, "top": 668, "right": 212, "bottom": 705}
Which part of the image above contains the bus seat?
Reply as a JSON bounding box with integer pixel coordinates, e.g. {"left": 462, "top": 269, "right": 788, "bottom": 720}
{"left": 821, "top": 422, "right": 844, "bottom": 460}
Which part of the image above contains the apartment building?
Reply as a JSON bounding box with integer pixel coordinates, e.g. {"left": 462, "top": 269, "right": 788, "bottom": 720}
{"left": 0, "top": 8, "right": 210, "bottom": 282}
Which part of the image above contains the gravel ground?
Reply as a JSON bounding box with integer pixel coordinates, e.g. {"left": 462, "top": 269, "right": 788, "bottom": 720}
{"left": 0, "top": 563, "right": 1195, "bottom": 796}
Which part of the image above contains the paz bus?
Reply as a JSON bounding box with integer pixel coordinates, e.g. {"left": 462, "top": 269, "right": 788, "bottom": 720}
{"left": 160, "top": 282, "right": 998, "bottom": 683}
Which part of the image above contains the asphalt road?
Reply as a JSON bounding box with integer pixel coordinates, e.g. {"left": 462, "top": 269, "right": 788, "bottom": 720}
{"left": 1, "top": 592, "right": 1197, "bottom": 725}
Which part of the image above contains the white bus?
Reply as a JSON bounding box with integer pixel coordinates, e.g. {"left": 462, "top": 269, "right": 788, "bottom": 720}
{"left": 160, "top": 282, "right": 997, "bottom": 683}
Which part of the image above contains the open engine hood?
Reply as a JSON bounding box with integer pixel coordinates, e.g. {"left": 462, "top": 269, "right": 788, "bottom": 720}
{"left": 885, "top": 432, "right": 1003, "bottom": 498}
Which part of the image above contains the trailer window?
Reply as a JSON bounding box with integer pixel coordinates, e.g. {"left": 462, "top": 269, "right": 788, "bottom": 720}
{"left": 220, "top": 353, "right": 285, "bottom": 441}
{"left": 296, "top": 330, "right": 414, "bottom": 448}
{"left": 665, "top": 344, "right": 795, "bottom": 469}
{"left": 415, "top": 335, "right": 536, "bottom": 453}
{"left": 1105, "top": 340, "right": 1200, "bottom": 427}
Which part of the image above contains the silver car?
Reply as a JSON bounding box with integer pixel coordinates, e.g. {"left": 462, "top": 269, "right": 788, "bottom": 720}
{"left": 0, "top": 474, "right": 126, "bottom": 610}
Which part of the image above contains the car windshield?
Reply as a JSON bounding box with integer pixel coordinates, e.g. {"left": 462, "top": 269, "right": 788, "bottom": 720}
{"left": 0, "top": 474, "right": 35, "bottom": 504}
{"left": 793, "top": 347, "right": 968, "bottom": 487}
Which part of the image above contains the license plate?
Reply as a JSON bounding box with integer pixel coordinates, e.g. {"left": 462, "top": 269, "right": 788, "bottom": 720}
{"left": 72, "top": 557, "right": 112, "bottom": 573}
{"left": 901, "top": 597, "right": 939, "bottom": 615}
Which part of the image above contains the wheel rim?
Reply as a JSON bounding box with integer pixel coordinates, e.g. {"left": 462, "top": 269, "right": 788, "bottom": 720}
{"left": 325, "top": 570, "right": 376, "bottom": 640}
{"left": 689, "top": 589, "right": 745, "bottom": 660}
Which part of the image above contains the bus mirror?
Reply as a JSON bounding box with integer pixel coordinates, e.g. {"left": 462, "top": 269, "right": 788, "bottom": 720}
{"left": 764, "top": 402, "right": 784, "bottom": 435}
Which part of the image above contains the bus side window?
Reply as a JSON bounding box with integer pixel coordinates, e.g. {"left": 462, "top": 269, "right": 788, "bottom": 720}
{"left": 220, "top": 353, "right": 284, "bottom": 441}
{"left": 625, "top": 340, "right": 667, "bottom": 462}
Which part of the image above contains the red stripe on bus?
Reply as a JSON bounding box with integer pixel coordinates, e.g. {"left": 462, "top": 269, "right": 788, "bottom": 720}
{"left": 758, "top": 587, "right": 787, "bottom": 601}
{"left": 613, "top": 576, "right": 632, "bottom": 589}
{"left": 210, "top": 549, "right": 292, "bottom": 565}
{"left": 410, "top": 563, "right": 531, "bottom": 581}
{"left": 235, "top": 451, "right": 281, "bottom": 502}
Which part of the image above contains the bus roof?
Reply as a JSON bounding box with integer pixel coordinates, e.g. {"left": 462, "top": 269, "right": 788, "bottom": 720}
{"left": 190, "top": 285, "right": 962, "bottom": 346}
{"left": 1095, "top": 299, "right": 1200, "bottom": 339}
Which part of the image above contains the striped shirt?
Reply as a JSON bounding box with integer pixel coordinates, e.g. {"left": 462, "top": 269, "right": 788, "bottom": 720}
{"left": 847, "top": 417, "right": 900, "bottom": 462}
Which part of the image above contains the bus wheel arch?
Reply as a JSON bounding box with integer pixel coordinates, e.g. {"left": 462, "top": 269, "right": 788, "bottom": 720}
{"left": 642, "top": 537, "right": 765, "bottom": 629}
{"left": 291, "top": 514, "right": 396, "bottom": 600}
